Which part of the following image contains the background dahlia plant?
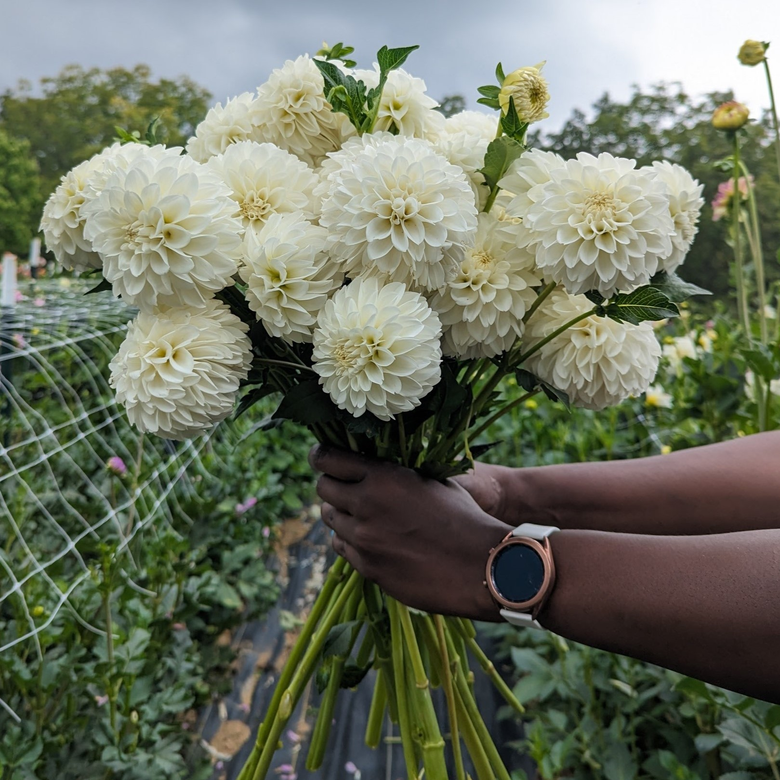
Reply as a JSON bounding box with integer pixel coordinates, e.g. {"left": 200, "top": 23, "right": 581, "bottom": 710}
{"left": 40, "top": 41, "right": 709, "bottom": 780}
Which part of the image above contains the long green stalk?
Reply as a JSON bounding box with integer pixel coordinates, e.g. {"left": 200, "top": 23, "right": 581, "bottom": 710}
{"left": 433, "top": 616, "right": 466, "bottom": 780}
{"left": 365, "top": 669, "right": 388, "bottom": 749}
{"left": 731, "top": 134, "right": 751, "bottom": 335}
{"left": 764, "top": 59, "right": 780, "bottom": 184}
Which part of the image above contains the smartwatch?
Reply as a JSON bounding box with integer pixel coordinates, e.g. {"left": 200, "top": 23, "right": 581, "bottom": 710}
{"left": 484, "top": 522, "right": 559, "bottom": 629}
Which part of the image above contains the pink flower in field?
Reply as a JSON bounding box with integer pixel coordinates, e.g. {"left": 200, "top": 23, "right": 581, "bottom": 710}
{"left": 262, "top": 527, "right": 271, "bottom": 538}
{"left": 13, "top": 290, "right": 24, "bottom": 303}
{"left": 94, "top": 694, "right": 109, "bottom": 706}
{"left": 106, "top": 456, "right": 127, "bottom": 477}
{"left": 172, "top": 622, "right": 186, "bottom": 631}
{"left": 345, "top": 762, "right": 359, "bottom": 774}
{"left": 277, "top": 766, "right": 294, "bottom": 773}
{"left": 712, "top": 176, "right": 753, "bottom": 221}
{"left": 12, "top": 333, "right": 26, "bottom": 349}
{"left": 215, "top": 761, "right": 224, "bottom": 771}
{"left": 33, "top": 297, "right": 45, "bottom": 307}
{"left": 236, "top": 496, "right": 258, "bottom": 515}
{"left": 286, "top": 730, "right": 301, "bottom": 744}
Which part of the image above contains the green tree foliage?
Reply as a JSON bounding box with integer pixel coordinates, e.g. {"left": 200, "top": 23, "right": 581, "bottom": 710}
{"left": 0, "top": 128, "right": 41, "bottom": 256}
{"left": 529, "top": 83, "right": 780, "bottom": 299}
{"left": 0, "top": 64, "right": 211, "bottom": 197}
{"left": 437, "top": 94, "right": 467, "bottom": 118}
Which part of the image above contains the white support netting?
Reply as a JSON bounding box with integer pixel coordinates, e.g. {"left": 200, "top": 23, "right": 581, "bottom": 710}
{"left": 0, "top": 279, "right": 224, "bottom": 721}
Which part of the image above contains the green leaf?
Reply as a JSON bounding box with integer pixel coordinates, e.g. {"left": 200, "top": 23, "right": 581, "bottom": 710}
{"left": 742, "top": 345, "right": 780, "bottom": 381}
{"left": 314, "top": 57, "right": 347, "bottom": 93}
{"left": 675, "top": 676, "right": 714, "bottom": 701}
{"left": 718, "top": 773, "right": 757, "bottom": 780}
{"left": 322, "top": 620, "right": 361, "bottom": 659}
{"left": 477, "top": 84, "right": 501, "bottom": 99}
{"left": 477, "top": 96, "right": 501, "bottom": 110}
{"left": 649, "top": 271, "right": 711, "bottom": 302}
{"left": 585, "top": 290, "right": 606, "bottom": 306}
{"left": 315, "top": 662, "right": 331, "bottom": 694}
{"left": 340, "top": 661, "right": 371, "bottom": 689}
{"left": 376, "top": 45, "right": 419, "bottom": 76}
{"left": 495, "top": 62, "right": 506, "bottom": 84}
{"left": 603, "top": 742, "right": 638, "bottom": 780}
{"left": 144, "top": 115, "right": 162, "bottom": 145}
{"left": 500, "top": 96, "right": 529, "bottom": 141}
{"left": 765, "top": 704, "right": 780, "bottom": 731}
{"left": 478, "top": 135, "right": 525, "bottom": 191}
{"left": 540, "top": 381, "right": 570, "bottom": 408}
{"left": 272, "top": 380, "right": 339, "bottom": 426}
{"left": 469, "top": 441, "right": 501, "bottom": 459}
{"left": 114, "top": 125, "right": 140, "bottom": 143}
{"left": 235, "top": 385, "right": 277, "bottom": 420}
{"left": 85, "top": 278, "right": 112, "bottom": 295}
{"left": 603, "top": 286, "right": 679, "bottom": 325}
{"left": 694, "top": 733, "right": 724, "bottom": 754}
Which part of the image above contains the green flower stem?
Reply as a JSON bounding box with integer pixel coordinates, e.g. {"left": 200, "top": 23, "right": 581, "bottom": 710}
{"left": 432, "top": 616, "right": 466, "bottom": 780}
{"left": 388, "top": 599, "right": 421, "bottom": 780}
{"left": 250, "top": 569, "right": 361, "bottom": 780}
{"left": 517, "top": 309, "right": 598, "bottom": 364}
{"left": 365, "top": 668, "right": 388, "bottom": 749}
{"left": 364, "top": 582, "right": 399, "bottom": 724}
{"left": 354, "top": 625, "right": 375, "bottom": 669}
{"left": 455, "top": 617, "right": 477, "bottom": 639}
{"left": 764, "top": 59, "right": 780, "bottom": 185}
{"left": 453, "top": 686, "right": 495, "bottom": 780}
{"left": 237, "top": 557, "right": 348, "bottom": 780}
{"left": 464, "top": 390, "right": 540, "bottom": 448}
{"left": 483, "top": 186, "right": 500, "bottom": 214}
{"left": 252, "top": 358, "right": 318, "bottom": 374}
{"left": 523, "top": 281, "right": 557, "bottom": 324}
{"left": 732, "top": 133, "right": 751, "bottom": 335}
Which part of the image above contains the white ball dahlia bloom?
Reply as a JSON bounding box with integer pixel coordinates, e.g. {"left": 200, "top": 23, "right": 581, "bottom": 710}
{"left": 208, "top": 141, "right": 320, "bottom": 237}
{"left": 354, "top": 65, "right": 442, "bottom": 139}
{"left": 253, "top": 55, "right": 352, "bottom": 167}
{"left": 239, "top": 213, "right": 341, "bottom": 344}
{"left": 83, "top": 148, "right": 242, "bottom": 312}
{"left": 434, "top": 111, "right": 498, "bottom": 209}
{"left": 431, "top": 212, "right": 542, "bottom": 358}
{"left": 521, "top": 153, "right": 675, "bottom": 296}
{"left": 312, "top": 277, "right": 442, "bottom": 420}
{"left": 645, "top": 161, "right": 704, "bottom": 274}
{"left": 499, "top": 148, "right": 566, "bottom": 216}
{"left": 523, "top": 290, "right": 661, "bottom": 410}
{"left": 110, "top": 299, "right": 252, "bottom": 440}
{"left": 186, "top": 92, "right": 263, "bottom": 163}
{"left": 319, "top": 135, "right": 477, "bottom": 292}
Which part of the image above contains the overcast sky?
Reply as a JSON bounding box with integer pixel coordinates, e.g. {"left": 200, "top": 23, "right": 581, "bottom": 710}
{"left": 1, "top": 0, "right": 779, "bottom": 131}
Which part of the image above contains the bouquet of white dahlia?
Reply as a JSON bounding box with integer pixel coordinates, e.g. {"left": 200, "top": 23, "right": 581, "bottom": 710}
{"left": 40, "top": 42, "right": 707, "bottom": 780}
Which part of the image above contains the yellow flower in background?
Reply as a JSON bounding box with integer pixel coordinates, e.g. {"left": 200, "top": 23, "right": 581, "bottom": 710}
{"left": 738, "top": 40, "right": 767, "bottom": 66}
{"left": 661, "top": 445, "right": 672, "bottom": 455}
{"left": 499, "top": 62, "right": 550, "bottom": 123}
{"left": 645, "top": 384, "right": 673, "bottom": 409}
{"left": 524, "top": 398, "right": 538, "bottom": 410}
{"left": 712, "top": 101, "right": 750, "bottom": 130}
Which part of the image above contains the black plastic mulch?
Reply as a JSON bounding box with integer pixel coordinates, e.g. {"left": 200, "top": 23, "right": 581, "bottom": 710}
{"left": 201, "top": 519, "right": 533, "bottom": 780}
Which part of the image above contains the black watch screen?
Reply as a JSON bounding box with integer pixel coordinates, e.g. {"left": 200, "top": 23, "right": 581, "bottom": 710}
{"left": 491, "top": 542, "right": 546, "bottom": 604}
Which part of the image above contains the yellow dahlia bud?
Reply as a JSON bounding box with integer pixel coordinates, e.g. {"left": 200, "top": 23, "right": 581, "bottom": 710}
{"left": 712, "top": 101, "right": 750, "bottom": 130}
{"left": 738, "top": 40, "right": 767, "bottom": 66}
{"left": 499, "top": 62, "right": 550, "bottom": 123}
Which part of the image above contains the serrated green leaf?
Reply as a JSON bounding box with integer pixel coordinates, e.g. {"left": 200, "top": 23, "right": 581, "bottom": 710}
{"left": 765, "top": 704, "right": 780, "bottom": 731}
{"left": 675, "top": 676, "right": 714, "bottom": 701}
{"left": 322, "top": 620, "right": 361, "bottom": 660}
{"left": 272, "top": 380, "right": 338, "bottom": 426}
{"left": 314, "top": 57, "right": 347, "bottom": 92}
{"left": 235, "top": 385, "right": 277, "bottom": 420}
{"left": 376, "top": 45, "right": 419, "bottom": 76}
{"left": 585, "top": 290, "right": 606, "bottom": 305}
{"left": 649, "top": 271, "right": 711, "bottom": 302}
{"left": 515, "top": 369, "right": 539, "bottom": 393}
{"left": 500, "top": 96, "right": 528, "bottom": 141}
{"left": 478, "top": 135, "right": 525, "bottom": 191}
{"left": 603, "top": 286, "right": 679, "bottom": 325}
{"left": 144, "top": 115, "right": 162, "bottom": 145}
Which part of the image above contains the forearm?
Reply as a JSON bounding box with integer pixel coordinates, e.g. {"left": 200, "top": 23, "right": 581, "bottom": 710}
{"left": 495, "top": 432, "right": 780, "bottom": 534}
{"left": 538, "top": 529, "right": 780, "bottom": 702}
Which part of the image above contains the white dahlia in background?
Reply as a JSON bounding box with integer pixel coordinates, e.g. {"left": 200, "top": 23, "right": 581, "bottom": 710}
{"left": 319, "top": 135, "right": 477, "bottom": 292}
{"left": 354, "top": 66, "right": 442, "bottom": 139}
{"left": 645, "top": 161, "right": 704, "bottom": 274}
{"left": 110, "top": 299, "right": 251, "bottom": 440}
{"left": 185, "top": 93, "right": 263, "bottom": 163}
{"left": 208, "top": 141, "right": 320, "bottom": 237}
{"left": 662, "top": 334, "right": 699, "bottom": 372}
{"left": 522, "top": 152, "right": 675, "bottom": 296}
{"left": 745, "top": 370, "right": 780, "bottom": 400}
{"left": 254, "top": 55, "right": 352, "bottom": 167}
{"left": 499, "top": 148, "right": 565, "bottom": 216}
{"left": 312, "top": 277, "right": 442, "bottom": 420}
{"left": 434, "top": 111, "right": 498, "bottom": 209}
{"left": 523, "top": 290, "right": 661, "bottom": 410}
{"left": 239, "top": 213, "right": 341, "bottom": 343}
{"left": 83, "top": 149, "right": 241, "bottom": 312}
{"left": 645, "top": 383, "right": 673, "bottom": 409}
{"left": 431, "top": 212, "right": 542, "bottom": 358}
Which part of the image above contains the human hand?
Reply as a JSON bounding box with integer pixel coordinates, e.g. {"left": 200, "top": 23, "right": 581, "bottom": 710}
{"left": 454, "top": 462, "right": 509, "bottom": 520}
{"left": 309, "top": 446, "right": 513, "bottom": 621}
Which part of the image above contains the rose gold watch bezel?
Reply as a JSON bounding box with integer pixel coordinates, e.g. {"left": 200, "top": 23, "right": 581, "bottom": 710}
{"left": 485, "top": 533, "right": 556, "bottom": 616}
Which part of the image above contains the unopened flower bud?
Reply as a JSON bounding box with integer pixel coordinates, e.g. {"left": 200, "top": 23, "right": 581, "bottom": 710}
{"left": 106, "top": 456, "right": 127, "bottom": 477}
{"left": 499, "top": 62, "right": 550, "bottom": 124}
{"left": 738, "top": 40, "right": 767, "bottom": 66}
{"left": 130, "top": 710, "right": 139, "bottom": 723}
{"left": 712, "top": 101, "right": 750, "bottom": 130}
{"left": 279, "top": 690, "right": 293, "bottom": 719}
{"left": 32, "top": 605, "right": 45, "bottom": 617}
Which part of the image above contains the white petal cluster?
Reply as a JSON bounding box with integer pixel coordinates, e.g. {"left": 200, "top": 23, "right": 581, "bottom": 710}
{"left": 239, "top": 213, "right": 341, "bottom": 343}
{"left": 254, "top": 55, "right": 352, "bottom": 166}
{"left": 83, "top": 148, "right": 242, "bottom": 312}
{"left": 745, "top": 370, "right": 780, "bottom": 401}
{"left": 186, "top": 93, "right": 263, "bottom": 163}
{"left": 646, "top": 161, "right": 704, "bottom": 274}
{"left": 319, "top": 135, "right": 478, "bottom": 292}
{"left": 523, "top": 290, "right": 661, "bottom": 410}
{"left": 312, "top": 277, "right": 442, "bottom": 420}
{"left": 208, "top": 141, "right": 320, "bottom": 237}
{"left": 431, "top": 212, "right": 542, "bottom": 358}
{"left": 354, "top": 66, "right": 442, "bottom": 139}
{"left": 645, "top": 383, "right": 673, "bottom": 409}
{"left": 519, "top": 152, "right": 675, "bottom": 296}
{"left": 434, "top": 111, "right": 497, "bottom": 208}
{"left": 110, "top": 300, "right": 252, "bottom": 440}
{"left": 662, "top": 334, "right": 699, "bottom": 371}
{"left": 499, "top": 148, "right": 565, "bottom": 216}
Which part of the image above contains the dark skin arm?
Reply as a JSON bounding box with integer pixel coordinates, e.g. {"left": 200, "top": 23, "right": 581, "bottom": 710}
{"left": 310, "top": 434, "right": 780, "bottom": 703}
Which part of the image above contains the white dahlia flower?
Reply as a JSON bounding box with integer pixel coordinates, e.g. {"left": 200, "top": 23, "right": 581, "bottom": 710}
{"left": 254, "top": 55, "right": 352, "bottom": 167}
{"left": 312, "top": 277, "right": 442, "bottom": 420}
{"left": 354, "top": 65, "right": 442, "bottom": 139}
{"left": 239, "top": 213, "right": 341, "bottom": 343}
{"left": 645, "top": 383, "right": 673, "bottom": 409}
{"left": 431, "top": 212, "right": 541, "bottom": 358}
{"left": 83, "top": 148, "right": 242, "bottom": 312}
{"left": 662, "top": 335, "right": 699, "bottom": 372}
{"left": 645, "top": 161, "right": 704, "bottom": 274}
{"left": 523, "top": 290, "right": 661, "bottom": 410}
{"left": 434, "top": 111, "right": 498, "bottom": 208}
{"left": 499, "top": 148, "right": 566, "bottom": 216}
{"left": 208, "top": 141, "right": 320, "bottom": 237}
{"left": 319, "top": 135, "right": 477, "bottom": 292}
{"left": 745, "top": 370, "right": 780, "bottom": 401}
{"left": 110, "top": 299, "right": 251, "bottom": 440}
{"left": 522, "top": 152, "right": 675, "bottom": 296}
{"left": 185, "top": 93, "right": 263, "bottom": 163}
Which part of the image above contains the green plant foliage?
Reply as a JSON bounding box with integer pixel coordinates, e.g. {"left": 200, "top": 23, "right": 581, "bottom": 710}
{"left": 0, "top": 128, "right": 41, "bottom": 256}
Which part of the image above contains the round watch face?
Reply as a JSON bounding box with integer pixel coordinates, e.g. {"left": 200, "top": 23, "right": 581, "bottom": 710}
{"left": 491, "top": 542, "right": 546, "bottom": 605}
